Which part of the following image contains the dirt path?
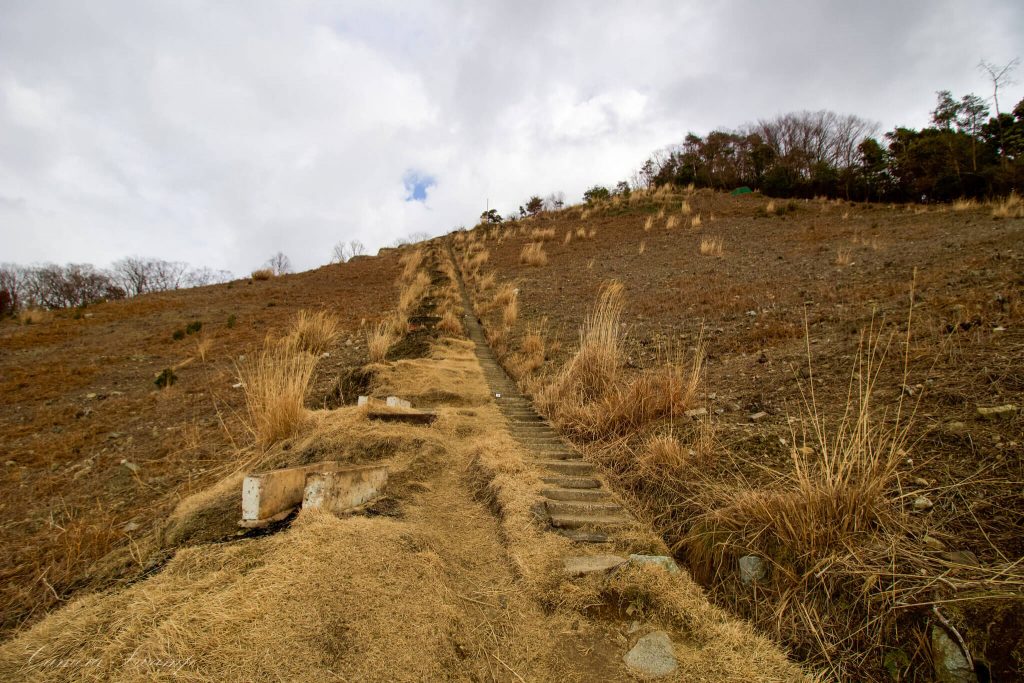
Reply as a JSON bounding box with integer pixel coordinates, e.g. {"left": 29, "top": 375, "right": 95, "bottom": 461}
{"left": 0, "top": 243, "right": 803, "bottom": 682}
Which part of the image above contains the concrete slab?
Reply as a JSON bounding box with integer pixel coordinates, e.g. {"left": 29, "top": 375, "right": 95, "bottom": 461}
{"left": 303, "top": 464, "right": 388, "bottom": 515}
{"left": 367, "top": 410, "right": 437, "bottom": 425}
{"left": 386, "top": 396, "right": 412, "bottom": 409}
{"left": 241, "top": 461, "right": 348, "bottom": 527}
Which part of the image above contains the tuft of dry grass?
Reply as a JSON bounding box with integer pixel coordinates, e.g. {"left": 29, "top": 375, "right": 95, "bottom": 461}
{"left": 366, "top": 321, "right": 396, "bottom": 363}
{"left": 563, "top": 230, "right": 572, "bottom": 245}
{"left": 530, "top": 227, "right": 556, "bottom": 241}
{"left": 681, "top": 200, "right": 692, "bottom": 215}
{"left": 952, "top": 197, "right": 978, "bottom": 211}
{"left": 991, "top": 191, "right": 1022, "bottom": 219}
{"left": 437, "top": 310, "right": 463, "bottom": 337}
{"left": 666, "top": 215, "right": 678, "bottom": 229}
{"left": 575, "top": 226, "right": 587, "bottom": 240}
{"left": 520, "top": 242, "right": 549, "bottom": 267}
{"left": 765, "top": 200, "right": 777, "bottom": 215}
{"left": 17, "top": 308, "right": 52, "bottom": 325}
{"left": 478, "top": 271, "right": 497, "bottom": 291}
{"left": 287, "top": 309, "right": 340, "bottom": 355}
{"left": 638, "top": 241, "right": 646, "bottom": 255}
{"left": 236, "top": 337, "right": 318, "bottom": 448}
{"left": 536, "top": 282, "right": 702, "bottom": 441}
{"left": 690, "top": 214, "right": 702, "bottom": 229}
{"left": 699, "top": 236, "right": 723, "bottom": 257}
{"left": 501, "top": 288, "right": 519, "bottom": 328}
{"left": 398, "top": 271, "right": 431, "bottom": 316}
{"left": 251, "top": 268, "right": 274, "bottom": 281}
{"left": 835, "top": 246, "right": 853, "bottom": 266}
{"left": 399, "top": 248, "right": 425, "bottom": 281}
{"left": 195, "top": 333, "right": 213, "bottom": 362}
{"left": 643, "top": 216, "right": 654, "bottom": 232}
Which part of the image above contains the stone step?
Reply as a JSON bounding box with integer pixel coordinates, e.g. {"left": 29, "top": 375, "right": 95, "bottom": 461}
{"left": 542, "top": 488, "right": 612, "bottom": 502}
{"left": 532, "top": 460, "right": 596, "bottom": 476}
{"left": 528, "top": 450, "right": 580, "bottom": 461}
{"left": 556, "top": 529, "right": 613, "bottom": 543}
{"left": 548, "top": 512, "right": 632, "bottom": 530}
{"left": 546, "top": 500, "right": 624, "bottom": 516}
{"left": 541, "top": 475, "right": 602, "bottom": 489}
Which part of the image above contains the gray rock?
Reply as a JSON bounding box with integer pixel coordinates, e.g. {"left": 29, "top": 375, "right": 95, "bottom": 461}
{"left": 748, "top": 411, "right": 768, "bottom": 422}
{"left": 739, "top": 555, "right": 768, "bottom": 584}
{"left": 627, "top": 554, "right": 680, "bottom": 574}
{"left": 623, "top": 630, "right": 677, "bottom": 678}
{"left": 976, "top": 404, "right": 1018, "bottom": 420}
{"left": 684, "top": 407, "right": 707, "bottom": 419}
{"left": 913, "top": 496, "right": 934, "bottom": 511}
{"left": 931, "top": 626, "right": 977, "bottom": 683}
{"left": 945, "top": 421, "right": 968, "bottom": 435}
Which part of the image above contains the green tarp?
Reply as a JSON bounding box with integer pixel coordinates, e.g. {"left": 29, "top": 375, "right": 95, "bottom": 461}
{"left": 730, "top": 186, "right": 753, "bottom": 195}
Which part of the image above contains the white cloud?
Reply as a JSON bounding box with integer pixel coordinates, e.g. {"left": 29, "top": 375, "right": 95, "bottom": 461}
{"left": 0, "top": 1, "right": 1021, "bottom": 274}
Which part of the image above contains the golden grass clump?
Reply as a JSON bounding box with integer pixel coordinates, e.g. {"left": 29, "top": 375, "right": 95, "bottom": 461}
{"left": 17, "top": 308, "right": 52, "bottom": 325}
{"left": 638, "top": 241, "right": 646, "bottom": 255}
{"left": 530, "top": 227, "right": 556, "bottom": 241}
{"left": 366, "top": 320, "right": 396, "bottom": 362}
{"left": 835, "top": 246, "right": 853, "bottom": 266}
{"left": 562, "top": 230, "right": 572, "bottom": 245}
{"left": 690, "top": 213, "right": 702, "bottom": 228}
{"left": 437, "top": 310, "right": 463, "bottom": 337}
{"left": 699, "top": 236, "right": 722, "bottom": 257}
{"left": 952, "top": 197, "right": 978, "bottom": 211}
{"left": 399, "top": 248, "right": 425, "bottom": 282}
{"left": 575, "top": 225, "right": 587, "bottom": 239}
{"left": 501, "top": 288, "right": 519, "bottom": 328}
{"left": 287, "top": 309, "right": 340, "bottom": 355}
{"left": 643, "top": 216, "right": 653, "bottom": 232}
{"left": 680, "top": 200, "right": 692, "bottom": 215}
{"left": 236, "top": 337, "right": 318, "bottom": 448}
{"left": 765, "top": 200, "right": 776, "bottom": 215}
{"left": 398, "top": 271, "right": 431, "bottom": 316}
{"left": 251, "top": 268, "right": 273, "bottom": 281}
{"left": 536, "top": 281, "right": 702, "bottom": 441}
{"left": 665, "top": 215, "right": 678, "bottom": 229}
{"left": 991, "top": 191, "right": 1022, "bottom": 218}
{"left": 520, "top": 242, "right": 548, "bottom": 267}
{"left": 478, "top": 271, "right": 496, "bottom": 291}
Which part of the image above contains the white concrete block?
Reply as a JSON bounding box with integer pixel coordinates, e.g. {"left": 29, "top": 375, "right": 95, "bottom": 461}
{"left": 303, "top": 464, "right": 388, "bottom": 515}
{"left": 385, "top": 396, "right": 411, "bottom": 409}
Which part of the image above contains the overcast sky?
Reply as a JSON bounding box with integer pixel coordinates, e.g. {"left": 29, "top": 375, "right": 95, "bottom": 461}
{"left": 2, "top": 1, "right": 1022, "bottom": 275}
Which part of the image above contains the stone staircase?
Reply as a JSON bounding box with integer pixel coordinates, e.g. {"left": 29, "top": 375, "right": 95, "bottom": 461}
{"left": 450, "top": 245, "right": 634, "bottom": 545}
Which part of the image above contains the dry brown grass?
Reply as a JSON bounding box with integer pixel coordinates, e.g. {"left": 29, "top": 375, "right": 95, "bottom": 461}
{"left": 835, "top": 246, "right": 853, "bottom": 266}
{"left": 562, "top": 230, "right": 572, "bottom": 245}
{"left": 699, "top": 236, "right": 723, "bottom": 257}
{"left": 574, "top": 226, "right": 587, "bottom": 240}
{"left": 530, "top": 227, "right": 556, "bottom": 241}
{"left": 991, "top": 191, "right": 1023, "bottom": 219}
{"left": 286, "top": 309, "right": 340, "bottom": 355}
{"left": 478, "top": 270, "right": 496, "bottom": 291}
{"left": 691, "top": 214, "right": 703, "bottom": 229}
{"left": 765, "top": 200, "right": 777, "bottom": 215}
{"left": 643, "top": 216, "right": 654, "bottom": 232}
{"left": 638, "top": 241, "right": 646, "bottom": 255}
{"left": 536, "top": 282, "right": 702, "bottom": 441}
{"left": 952, "top": 197, "right": 978, "bottom": 211}
{"left": 194, "top": 333, "right": 213, "bottom": 362}
{"left": 366, "top": 321, "right": 396, "bottom": 363}
{"left": 398, "top": 271, "right": 431, "bottom": 316}
{"left": 665, "top": 215, "right": 678, "bottom": 229}
{"left": 251, "top": 268, "right": 274, "bottom": 281}
{"left": 501, "top": 288, "right": 519, "bottom": 329}
{"left": 520, "top": 242, "right": 548, "bottom": 267}
{"left": 236, "top": 337, "right": 318, "bottom": 448}
{"left": 681, "top": 200, "right": 693, "bottom": 215}
{"left": 437, "top": 310, "right": 463, "bottom": 337}
{"left": 399, "top": 247, "right": 425, "bottom": 281}
{"left": 17, "top": 308, "right": 53, "bottom": 325}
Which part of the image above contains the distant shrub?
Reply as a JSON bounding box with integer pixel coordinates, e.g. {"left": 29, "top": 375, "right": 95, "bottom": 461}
{"left": 251, "top": 268, "right": 273, "bottom": 281}
{"left": 227, "top": 314, "right": 237, "bottom": 329}
{"left": 172, "top": 329, "right": 186, "bottom": 341}
{"left": 154, "top": 368, "right": 177, "bottom": 389}
{"left": 185, "top": 321, "right": 202, "bottom": 335}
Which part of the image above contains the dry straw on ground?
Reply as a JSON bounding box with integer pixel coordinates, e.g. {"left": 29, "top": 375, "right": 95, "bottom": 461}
{"left": 699, "top": 236, "right": 723, "bottom": 257}
{"left": 235, "top": 336, "right": 318, "bottom": 448}
{"left": 520, "top": 242, "right": 548, "bottom": 267}
{"left": 366, "top": 321, "right": 395, "bottom": 363}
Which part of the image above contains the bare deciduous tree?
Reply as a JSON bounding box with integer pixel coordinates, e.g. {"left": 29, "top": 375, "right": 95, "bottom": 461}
{"left": 266, "top": 252, "right": 291, "bottom": 276}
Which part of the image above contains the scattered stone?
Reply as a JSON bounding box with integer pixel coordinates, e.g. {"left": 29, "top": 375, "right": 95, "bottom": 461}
{"left": 5, "top": 461, "right": 16, "bottom": 467}
{"left": 562, "top": 554, "right": 627, "bottom": 576}
{"left": 945, "top": 421, "right": 967, "bottom": 435}
{"left": 122, "top": 521, "right": 140, "bottom": 533}
{"left": 922, "top": 535, "right": 946, "bottom": 551}
{"left": 684, "top": 407, "right": 707, "bottom": 419}
{"left": 231, "top": 382, "right": 243, "bottom": 389}
{"left": 628, "top": 620, "right": 641, "bottom": 634}
{"left": 357, "top": 396, "right": 369, "bottom": 406}
{"left": 748, "top": 411, "right": 768, "bottom": 422}
{"left": 86, "top": 393, "right": 97, "bottom": 400}
{"left": 940, "top": 550, "right": 980, "bottom": 567}
{"left": 75, "top": 407, "right": 93, "bottom": 419}
{"left": 627, "top": 554, "right": 680, "bottom": 574}
{"left": 120, "top": 459, "right": 140, "bottom": 474}
{"left": 976, "top": 404, "right": 1018, "bottom": 421}
{"left": 623, "top": 630, "right": 678, "bottom": 679}
{"left": 795, "top": 446, "right": 815, "bottom": 457}
{"left": 931, "top": 626, "right": 978, "bottom": 683}
{"left": 739, "top": 555, "right": 768, "bottom": 584}
{"left": 913, "top": 496, "right": 934, "bottom": 511}
{"left": 912, "top": 477, "right": 930, "bottom": 487}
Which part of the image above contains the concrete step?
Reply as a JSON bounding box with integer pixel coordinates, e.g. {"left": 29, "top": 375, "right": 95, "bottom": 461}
{"left": 548, "top": 512, "right": 632, "bottom": 530}
{"left": 528, "top": 450, "right": 580, "bottom": 461}
{"left": 542, "top": 488, "right": 612, "bottom": 502}
{"left": 532, "top": 460, "right": 596, "bottom": 476}
{"left": 556, "top": 529, "right": 613, "bottom": 543}
{"left": 541, "top": 475, "right": 602, "bottom": 489}
{"left": 546, "top": 500, "right": 624, "bottom": 516}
